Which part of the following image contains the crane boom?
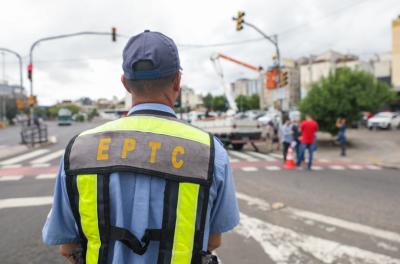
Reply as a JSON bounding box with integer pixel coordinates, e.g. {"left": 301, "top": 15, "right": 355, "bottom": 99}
{"left": 217, "top": 53, "right": 263, "bottom": 72}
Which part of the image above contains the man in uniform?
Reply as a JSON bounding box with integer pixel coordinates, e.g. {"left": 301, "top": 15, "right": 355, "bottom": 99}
{"left": 42, "top": 30, "right": 240, "bottom": 264}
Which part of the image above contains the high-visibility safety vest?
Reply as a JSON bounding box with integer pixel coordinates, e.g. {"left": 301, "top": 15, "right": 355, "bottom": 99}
{"left": 64, "top": 110, "right": 214, "bottom": 264}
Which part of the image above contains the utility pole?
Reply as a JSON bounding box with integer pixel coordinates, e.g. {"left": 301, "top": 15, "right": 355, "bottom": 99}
{"left": 1, "top": 52, "right": 5, "bottom": 83}
{"left": 28, "top": 28, "right": 118, "bottom": 123}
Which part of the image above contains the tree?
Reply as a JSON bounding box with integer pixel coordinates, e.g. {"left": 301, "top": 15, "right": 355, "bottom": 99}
{"left": 299, "top": 67, "right": 396, "bottom": 135}
{"left": 235, "top": 94, "right": 260, "bottom": 112}
{"left": 213, "top": 96, "right": 228, "bottom": 112}
{"left": 203, "top": 93, "right": 213, "bottom": 111}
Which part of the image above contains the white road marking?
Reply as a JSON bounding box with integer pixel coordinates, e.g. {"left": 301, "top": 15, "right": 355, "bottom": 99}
{"left": 236, "top": 192, "right": 400, "bottom": 244}
{"left": 236, "top": 213, "right": 400, "bottom": 264}
{"left": 366, "top": 165, "right": 381, "bottom": 170}
{"left": 312, "top": 166, "right": 323, "bottom": 170}
{"left": 0, "top": 196, "right": 53, "bottom": 209}
{"left": 36, "top": 174, "right": 56, "bottom": 179}
{"left": 318, "top": 159, "right": 329, "bottom": 163}
{"left": 1, "top": 164, "right": 22, "bottom": 169}
{"left": 329, "top": 165, "right": 345, "bottom": 170}
{"left": 31, "top": 163, "right": 50, "bottom": 168}
{"left": 0, "top": 175, "right": 23, "bottom": 181}
{"left": 265, "top": 166, "right": 281, "bottom": 171}
{"left": 348, "top": 165, "right": 363, "bottom": 170}
{"left": 377, "top": 242, "right": 399, "bottom": 252}
{"left": 0, "top": 149, "right": 50, "bottom": 165}
{"left": 269, "top": 153, "right": 282, "bottom": 159}
{"left": 229, "top": 158, "right": 239, "bottom": 163}
{"left": 247, "top": 151, "right": 277, "bottom": 161}
{"left": 241, "top": 166, "right": 258, "bottom": 172}
{"left": 30, "top": 149, "right": 64, "bottom": 164}
{"left": 228, "top": 151, "right": 259, "bottom": 162}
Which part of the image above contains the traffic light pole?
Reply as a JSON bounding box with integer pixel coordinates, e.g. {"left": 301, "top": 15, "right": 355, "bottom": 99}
{"left": 0, "top": 48, "right": 23, "bottom": 91}
{"left": 28, "top": 30, "right": 117, "bottom": 123}
{"left": 241, "top": 21, "right": 280, "bottom": 67}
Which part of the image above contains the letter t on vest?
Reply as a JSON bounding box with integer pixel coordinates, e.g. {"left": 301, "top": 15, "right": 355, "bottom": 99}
{"left": 148, "top": 141, "right": 162, "bottom": 163}
{"left": 121, "top": 138, "right": 136, "bottom": 159}
{"left": 171, "top": 146, "right": 185, "bottom": 169}
{"left": 97, "top": 138, "right": 111, "bottom": 160}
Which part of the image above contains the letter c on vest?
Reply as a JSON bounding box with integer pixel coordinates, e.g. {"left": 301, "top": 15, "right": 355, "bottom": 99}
{"left": 97, "top": 138, "right": 111, "bottom": 160}
{"left": 171, "top": 146, "right": 185, "bottom": 169}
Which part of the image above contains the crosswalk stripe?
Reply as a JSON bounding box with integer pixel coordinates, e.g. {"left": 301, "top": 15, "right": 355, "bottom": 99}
{"left": 269, "top": 153, "right": 282, "bottom": 159}
{"left": 312, "top": 166, "right": 323, "bottom": 171}
{"left": 0, "top": 149, "right": 50, "bottom": 165}
{"left": 228, "top": 151, "right": 259, "bottom": 162}
{"left": 348, "top": 165, "right": 363, "bottom": 170}
{"left": 0, "top": 196, "right": 53, "bottom": 209}
{"left": 241, "top": 167, "right": 258, "bottom": 172}
{"left": 229, "top": 158, "right": 239, "bottom": 163}
{"left": 36, "top": 174, "right": 56, "bottom": 179}
{"left": 366, "top": 165, "right": 381, "bottom": 170}
{"left": 329, "top": 165, "right": 345, "bottom": 170}
{"left": 247, "top": 151, "right": 277, "bottom": 161}
{"left": 265, "top": 166, "right": 281, "bottom": 171}
{"left": 1, "top": 164, "right": 22, "bottom": 169}
{"left": 31, "top": 163, "right": 51, "bottom": 168}
{"left": 0, "top": 175, "right": 24, "bottom": 181}
{"left": 30, "top": 149, "right": 64, "bottom": 164}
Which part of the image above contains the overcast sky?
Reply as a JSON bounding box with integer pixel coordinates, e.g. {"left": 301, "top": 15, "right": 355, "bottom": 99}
{"left": 0, "top": 0, "right": 399, "bottom": 105}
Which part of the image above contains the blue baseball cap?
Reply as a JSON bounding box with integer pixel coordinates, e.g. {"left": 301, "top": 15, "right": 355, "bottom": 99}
{"left": 122, "top": 30, "right": 181, "bottom": 80}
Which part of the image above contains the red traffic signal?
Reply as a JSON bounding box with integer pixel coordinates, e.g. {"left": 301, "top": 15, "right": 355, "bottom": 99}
{"left": 27, "top": 64, "right": 33, "bottom": 81}
{"left": 112, "top": 27, "right": 117, "bottom": 42}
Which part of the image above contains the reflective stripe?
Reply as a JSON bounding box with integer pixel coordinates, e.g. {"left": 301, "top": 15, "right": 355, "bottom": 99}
{"left": 171, "top": 183, "right": 200, "bottom": 264}
{"left": 77, "top": 174, "right": 101, "bottom": 264}
{"left": 80, "top": 116, "right": 210, "bottom": 146}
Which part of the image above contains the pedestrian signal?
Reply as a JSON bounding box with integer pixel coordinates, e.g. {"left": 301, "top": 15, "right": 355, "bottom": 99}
{"left": 112, "top": 27, "right": 117, "bottom": 42}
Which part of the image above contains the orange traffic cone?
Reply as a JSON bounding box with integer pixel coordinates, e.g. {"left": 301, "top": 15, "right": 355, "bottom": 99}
{"left": 284, "top": 146, "right": 296, "bottom": 170}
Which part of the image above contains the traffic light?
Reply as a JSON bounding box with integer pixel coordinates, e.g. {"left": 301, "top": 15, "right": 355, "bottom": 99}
{"left": 236, "top": 11, "right": 245, "bottom": 31}
{"left": 27, "top": 64, "right": 33, "bottom": 81}
{"left": 266, "top": 69, "right": 279, "bottom": 89}
{"left": 112, "top": 27, "right": 117, "bottom": 42}
{"left": 280, "top": 70, "right": 288, "bottom": 87}
{"left": 28, "top": 95, "right": 37, "bottom": 107}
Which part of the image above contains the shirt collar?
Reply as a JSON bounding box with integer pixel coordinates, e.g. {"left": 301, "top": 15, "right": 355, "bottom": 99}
{"left": 128, "top": 103, "right": 176, "bottom": 116}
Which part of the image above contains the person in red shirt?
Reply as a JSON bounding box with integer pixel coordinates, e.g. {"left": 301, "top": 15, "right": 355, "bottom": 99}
{"left": 296, "top": 114, "right": 319, "bottom": 169}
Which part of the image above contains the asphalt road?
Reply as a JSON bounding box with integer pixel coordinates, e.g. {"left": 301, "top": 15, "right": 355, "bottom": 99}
{"left": 1, "top": 120, "right": 399, "bottom": 264}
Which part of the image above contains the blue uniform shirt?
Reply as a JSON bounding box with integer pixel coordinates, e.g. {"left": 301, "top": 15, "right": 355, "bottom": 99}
{"left": 42, "top": 103, "right": 240, "bottom": 263}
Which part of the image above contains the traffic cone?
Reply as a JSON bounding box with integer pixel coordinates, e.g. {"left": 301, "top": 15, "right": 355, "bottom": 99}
{"left": 284, "top": 146, "right": 296, "bottom": 170}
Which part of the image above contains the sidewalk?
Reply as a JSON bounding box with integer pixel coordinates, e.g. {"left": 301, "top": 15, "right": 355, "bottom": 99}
{"left": 254, "top": 128, "right": 400, "bottom": 169}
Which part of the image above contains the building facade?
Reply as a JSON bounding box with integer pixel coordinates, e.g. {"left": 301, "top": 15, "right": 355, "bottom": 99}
{"left": 181, "top": 85, "right": 203, "bottom": 111}
{"left": 392, "top": 16, "right": 400, "bottom": 91}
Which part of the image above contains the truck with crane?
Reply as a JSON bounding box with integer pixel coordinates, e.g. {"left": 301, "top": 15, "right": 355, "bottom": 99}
{"left": 191, "top": 53, "right": 265, "bottom": 151}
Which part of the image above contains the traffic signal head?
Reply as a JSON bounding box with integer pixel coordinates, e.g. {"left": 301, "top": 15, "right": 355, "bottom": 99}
{"left": 27, "top": 64, "right": 33, "bottom": 81}
{"left": 280, "top": 70, "right": 289, "bottom": 87}
{"left": 112, "top": 27, "right": 117, "bottom": 42}
{"left": 236, "top": 11, "right": 245, "bottom": 31}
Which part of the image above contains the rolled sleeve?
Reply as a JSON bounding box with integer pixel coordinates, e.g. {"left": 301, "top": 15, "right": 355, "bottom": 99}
{"left": 209, "top": 139, "right": 240, "bottom": 233}
{"left": 42, "top": 157, "right": 80, "bottom": 245}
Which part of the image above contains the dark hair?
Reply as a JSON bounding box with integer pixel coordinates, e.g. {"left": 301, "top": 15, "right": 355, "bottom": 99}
{"left": 126, "top": 60, "right": 178, "bottom": 95}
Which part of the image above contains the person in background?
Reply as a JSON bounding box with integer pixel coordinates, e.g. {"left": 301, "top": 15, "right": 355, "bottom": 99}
{"left": 296, "top": 114, "right": 319, "bottom": 170}
{"left": 280, "top": 116, "right": 293, "bottom": 161}
{"left": 291, "top": 120, "right": 301, "bottom": 159}
{"left": 336, "top": 117, "right": 347, "bottom": 156}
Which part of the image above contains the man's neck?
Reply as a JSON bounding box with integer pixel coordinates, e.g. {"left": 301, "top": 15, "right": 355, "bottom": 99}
{"left": 132, "top": 98, "right": 174, "bottom": 108}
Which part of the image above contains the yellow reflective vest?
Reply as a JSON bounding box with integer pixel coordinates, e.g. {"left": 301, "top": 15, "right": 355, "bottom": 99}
{"left": 64, "top": 110, "right": 214, "bottom": 264}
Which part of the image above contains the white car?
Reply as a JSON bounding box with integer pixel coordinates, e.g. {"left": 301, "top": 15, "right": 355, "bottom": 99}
{"left": 367, "top": 112, "right": 400, "bottom": 130}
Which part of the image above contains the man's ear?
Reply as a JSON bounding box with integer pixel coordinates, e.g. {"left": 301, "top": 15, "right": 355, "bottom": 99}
{"left": 172, "top": 72, "right": 181, "bottom": 92}
{"left": 121, "top": 75, "right": 132, "bottom": 94}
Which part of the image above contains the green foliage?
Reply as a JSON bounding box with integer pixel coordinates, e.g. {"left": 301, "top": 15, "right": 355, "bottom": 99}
{"left": 235, "top": 94, "right": 260, "bottom": 112}
{"left": 203, "top": 93, "right": 213, "bottom": 110}
{"left": 88, "top": 108, "right": 98, "bottom": 121}
{"left": 202, "top": 93, "right": 228, "bottom": 112}
{"left": 299, "top": 67, "right": 396, "bottom": 135}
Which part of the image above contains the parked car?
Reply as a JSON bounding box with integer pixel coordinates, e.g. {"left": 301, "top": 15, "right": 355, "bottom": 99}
{"left": 367, "top": 112, "right": 400, "bottom": 130}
